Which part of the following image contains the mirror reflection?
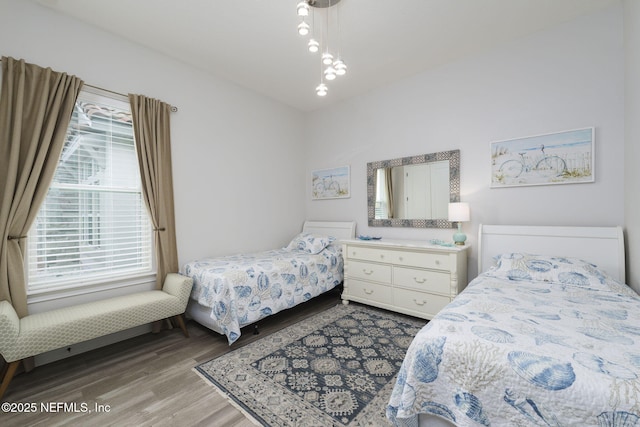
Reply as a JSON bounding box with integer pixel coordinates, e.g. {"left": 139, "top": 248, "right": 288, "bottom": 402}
{"left": 367, "top": 150, "right": 460, "bottom": 228}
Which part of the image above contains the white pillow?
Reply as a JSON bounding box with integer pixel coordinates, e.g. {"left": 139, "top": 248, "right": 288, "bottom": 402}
{"left": 285, "top": 233, "right": 335, "bottom": 254}
{"left": 487, "top": 253, "right": 610, "bottom": 286}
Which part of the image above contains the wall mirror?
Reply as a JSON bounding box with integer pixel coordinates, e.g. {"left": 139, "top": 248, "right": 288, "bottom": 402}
{"left": 367, "top": 149, "right": 460, "bottom": 228}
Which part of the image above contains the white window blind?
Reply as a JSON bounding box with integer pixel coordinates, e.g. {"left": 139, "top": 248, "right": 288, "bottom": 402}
{"left": 28, "top": 88, "right": 153, "bottom": 293}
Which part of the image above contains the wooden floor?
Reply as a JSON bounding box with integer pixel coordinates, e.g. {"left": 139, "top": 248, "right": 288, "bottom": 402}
{"left": 2, "top": 290, "right": 343, "bottom": 427}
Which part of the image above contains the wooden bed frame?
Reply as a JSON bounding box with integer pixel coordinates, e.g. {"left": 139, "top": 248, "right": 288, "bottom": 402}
{"left": 478, "top": 224, "right": 625, "bottom": 282}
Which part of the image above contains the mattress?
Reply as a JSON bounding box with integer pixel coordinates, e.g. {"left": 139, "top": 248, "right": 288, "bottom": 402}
{"left": 387, "top": 253, "right": 640, "bottom": 426}
{"left": 181, "top": 243, "right": 343, "bottom": 344}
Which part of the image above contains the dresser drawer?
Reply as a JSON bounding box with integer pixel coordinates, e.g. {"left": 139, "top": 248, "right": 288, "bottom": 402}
{"left": 345, "top": 246, "right": 393, "bottom": 263}
{"left": 345, "top": 279, "right": 393, "bottom": 304}
{"left": 394, "top": 288, "right": 451, "bottom": 317}
{"left": 393, "top": 250, "right": 450, "bottom": 270}
{"left": 347, "top": 260, "right": 392, "bottom": 283}
{"left": 393, "top": 266, "right": 450, "bottom": 294}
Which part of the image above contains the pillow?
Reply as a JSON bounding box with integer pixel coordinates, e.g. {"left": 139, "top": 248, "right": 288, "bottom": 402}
{"left": 486, "top": 253, "right": 611, "bottom": 286}
{"left": 285, "top": 233, "right": 335, "bottom": 254}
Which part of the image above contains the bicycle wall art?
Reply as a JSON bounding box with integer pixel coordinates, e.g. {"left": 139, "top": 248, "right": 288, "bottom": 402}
{"left": 312, "top": 165, "right": 351, "bottom": 199}
{"left": 490, "top": 127, "right": 594, "bottom": 188}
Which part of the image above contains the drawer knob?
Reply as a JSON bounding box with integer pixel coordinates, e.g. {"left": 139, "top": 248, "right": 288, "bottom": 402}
{"left": 435, "top": 260, "right": 440, "bottom": 265}
{"left": 380, "top": 254, "right": 385, "bottom": 259}
{"left": 363, "top": 269, "right": 374, "bottom": 275}
{"left": 399, "top": 256, "right": 403, "bottom": 261}
{"left": 364, "top": 289, "right": 373, "bottom": 295}
{"left": 413, "top": 277, "right": 427, "bottom": 284}
{"left": 414, "top": 299, "right": 427, "bottom": 306}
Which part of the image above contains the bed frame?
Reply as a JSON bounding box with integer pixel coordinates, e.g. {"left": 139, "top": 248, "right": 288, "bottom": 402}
{"left": 478, "top": 224, "right": 626, "bottom": 283}
{"left": 186, "top": 220, "right": 356, "bottom": 336}
{"left": 418, "top": 223, "right": 627, "bottom": 427}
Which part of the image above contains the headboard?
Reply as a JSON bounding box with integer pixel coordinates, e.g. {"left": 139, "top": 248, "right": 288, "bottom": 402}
{"left": 478, "top": 224, "right": 626, "bottom": 282}
{"left": 303, "top": 220, "right": 356, "bottom": 240}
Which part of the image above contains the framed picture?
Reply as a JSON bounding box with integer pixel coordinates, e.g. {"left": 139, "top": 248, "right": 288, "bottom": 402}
{"left": 490, "top": 127, "right": 594, "bottom": 188}
{"left": 312, "top": 165, "right": 350, "bottom": 199}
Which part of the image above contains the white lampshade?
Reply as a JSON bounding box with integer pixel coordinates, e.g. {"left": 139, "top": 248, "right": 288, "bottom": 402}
{"left": 448, "top": 202, "right": 470, "bottom": 222}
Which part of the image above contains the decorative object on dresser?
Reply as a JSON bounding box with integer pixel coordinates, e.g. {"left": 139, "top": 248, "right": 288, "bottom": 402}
{"left": 448, "top": 201, "right": 470, "bottom": 245}
{"left": 194, "top": 303, "right": 425, "bottom": 426}
{"left": 341, "top": 238, "right": 468, "bottom": 319}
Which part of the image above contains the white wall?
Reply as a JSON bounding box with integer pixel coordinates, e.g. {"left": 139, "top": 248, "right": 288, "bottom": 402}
{"left": 0, "top": 0, "right": 306, "bottom": 274}
{"left": 0, "top": 0, "right": 306, "bottom": 363}
{"left": 624, "top": 0, "right": 640, "bottom": 293}
{"left": 305, "top": 4, "right": 625, "bottom": 279}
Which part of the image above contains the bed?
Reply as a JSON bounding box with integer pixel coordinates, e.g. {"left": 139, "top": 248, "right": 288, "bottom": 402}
{"left": 387, "top": 224, "right": 640, "bottom": 427}
{"left": 180, "top": 221, "right": 356, "bottom": 344}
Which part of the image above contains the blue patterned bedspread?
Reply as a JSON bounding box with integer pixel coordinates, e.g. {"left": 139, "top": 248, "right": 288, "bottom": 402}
{"left": 181, "top": 245, "right": 343, "bottom": 344}
{"left": 387, "top": 253, "right": 640, "bottom": 426}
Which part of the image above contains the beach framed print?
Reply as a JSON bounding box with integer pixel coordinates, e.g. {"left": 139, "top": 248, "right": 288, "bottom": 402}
{"left": 490, "top": 127, "right": 594, "bottom": 188}
{"left": 312, "top": 165, "right": 350, "bottom": 199}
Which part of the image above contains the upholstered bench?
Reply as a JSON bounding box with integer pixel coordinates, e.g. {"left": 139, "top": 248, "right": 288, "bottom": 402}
{"left": 0, "top": 273, "right": 193, "bottom": 399}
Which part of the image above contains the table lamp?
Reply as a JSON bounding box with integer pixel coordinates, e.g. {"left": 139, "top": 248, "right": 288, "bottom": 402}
{"left": 448, "top": 202, "right": 470, "bottom": 245}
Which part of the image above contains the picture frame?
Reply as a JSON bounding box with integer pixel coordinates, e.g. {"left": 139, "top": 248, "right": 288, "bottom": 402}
{"left": 490, "top": 127, "right": 594, "bottom": 188}
{"left": 312, "top": 165, "right": 350, "bottom": 200}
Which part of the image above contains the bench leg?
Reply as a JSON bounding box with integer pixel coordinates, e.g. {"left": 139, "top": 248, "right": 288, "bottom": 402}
{"left": 0, "top": 360, "right": 22, "bottom": 401}
{"left": 173, "top": 315, "right": 189, "bottom": 338}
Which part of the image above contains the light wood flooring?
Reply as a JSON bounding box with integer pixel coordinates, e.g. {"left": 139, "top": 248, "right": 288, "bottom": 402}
{"left": 2, "top": 289, "right": 343, "bottom": 427}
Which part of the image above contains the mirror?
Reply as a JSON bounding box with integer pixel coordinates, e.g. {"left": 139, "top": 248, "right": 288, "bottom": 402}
{"left": 367, "top": 149, "right": 460, "bottom": 228}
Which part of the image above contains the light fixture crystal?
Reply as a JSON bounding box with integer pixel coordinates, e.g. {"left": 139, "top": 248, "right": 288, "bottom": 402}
{"left": 296, "top": 1, "right": 309, "bottom": 16}
{"left": 297, "top": 21, "right": 310, "bottom": 36}
{"left": 333, "top": 59, "right": 347, "bottom": 76}
{"left": 316, "top": 83, "right": 328, "bottom": 96}
{"left": 298, "top": 0, "right": 346, "bottom": 97}
{"left": 308, "top": 39, "right": 319, "bottom": 53}
{"left": 324, "top": 66, "right": 337, "bottom": 81}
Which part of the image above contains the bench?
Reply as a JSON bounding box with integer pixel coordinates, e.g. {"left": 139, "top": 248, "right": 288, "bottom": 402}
{"left": 0, "top": 273, "right": 193, "bottom": 400}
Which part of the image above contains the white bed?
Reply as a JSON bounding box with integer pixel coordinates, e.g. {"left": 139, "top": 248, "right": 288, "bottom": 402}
{"left": 388, "top": 224, "right": 639, "bottom": 427}
{"left": 181, "top": 221, "right": 356, "bottom": 344}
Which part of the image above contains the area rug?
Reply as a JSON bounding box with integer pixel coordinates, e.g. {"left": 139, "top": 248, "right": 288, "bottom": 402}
{"left": 194, "top": 304, "right": 426, "bottom": 426}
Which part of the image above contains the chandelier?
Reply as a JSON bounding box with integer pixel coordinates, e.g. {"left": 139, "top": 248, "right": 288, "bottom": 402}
{"left": 296, "top": 0, "right": 347, "bottom": 97}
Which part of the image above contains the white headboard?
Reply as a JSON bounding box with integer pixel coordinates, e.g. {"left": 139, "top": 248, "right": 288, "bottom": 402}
{"left": 478, "top": 224, "right": 626, "bottom": 282}
{"left": 303, "top": 220, "right": 356, "bottom": 240}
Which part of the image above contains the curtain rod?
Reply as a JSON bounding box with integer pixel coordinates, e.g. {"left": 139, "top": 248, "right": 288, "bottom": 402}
{"left": 0, "top": 58, "right": 178, "bottom": 112}
{"left": 84, "top": 83, "right": 179, "bottom": 113}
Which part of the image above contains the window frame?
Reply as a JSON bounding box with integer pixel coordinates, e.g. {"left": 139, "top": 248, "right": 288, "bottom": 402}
{"left": 25, "top": 86, "right": 156, "bottom": 298}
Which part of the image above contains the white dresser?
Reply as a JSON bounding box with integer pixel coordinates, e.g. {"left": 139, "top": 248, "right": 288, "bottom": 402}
{"left": 341, "top": 238, "right": 469, "bottom": 320}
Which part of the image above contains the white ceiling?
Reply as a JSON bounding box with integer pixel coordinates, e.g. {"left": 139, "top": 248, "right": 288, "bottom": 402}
{"left": 36, "top": 0, "right": 618, "bottom": 112}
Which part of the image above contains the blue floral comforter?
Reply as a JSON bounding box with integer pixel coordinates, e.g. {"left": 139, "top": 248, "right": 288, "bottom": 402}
{"left": 387, "top": 253, "right": 640, "bottom": 426}
{"left": 181, "top": 244, "right": 343, "bottom": 344}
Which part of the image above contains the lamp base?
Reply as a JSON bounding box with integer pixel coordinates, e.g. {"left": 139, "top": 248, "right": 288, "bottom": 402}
{"left": 453, "top": 223, "right": 467, "bottom": 246}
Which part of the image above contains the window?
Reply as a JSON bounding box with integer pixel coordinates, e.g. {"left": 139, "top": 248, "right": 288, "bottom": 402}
{"left": 375, "top": 168, "right": 389, "bottom": 219}
{"left": 27, "top": 88, "right": 153, "bottom": 293}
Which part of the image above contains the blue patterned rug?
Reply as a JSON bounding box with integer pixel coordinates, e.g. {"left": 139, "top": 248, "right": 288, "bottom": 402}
{"left": 194, "top": 304, "right": 426, "bottom": 426}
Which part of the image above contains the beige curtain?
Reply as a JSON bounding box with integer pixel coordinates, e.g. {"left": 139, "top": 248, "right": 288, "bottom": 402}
{"left": 0, "top": 57, "right": 83, "bottom": 317}
{"left": 128, "top": 94, "right": 178, "bottom": 290}
{"left": 385, "top": 168, "right": 395, "bottom": 219}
